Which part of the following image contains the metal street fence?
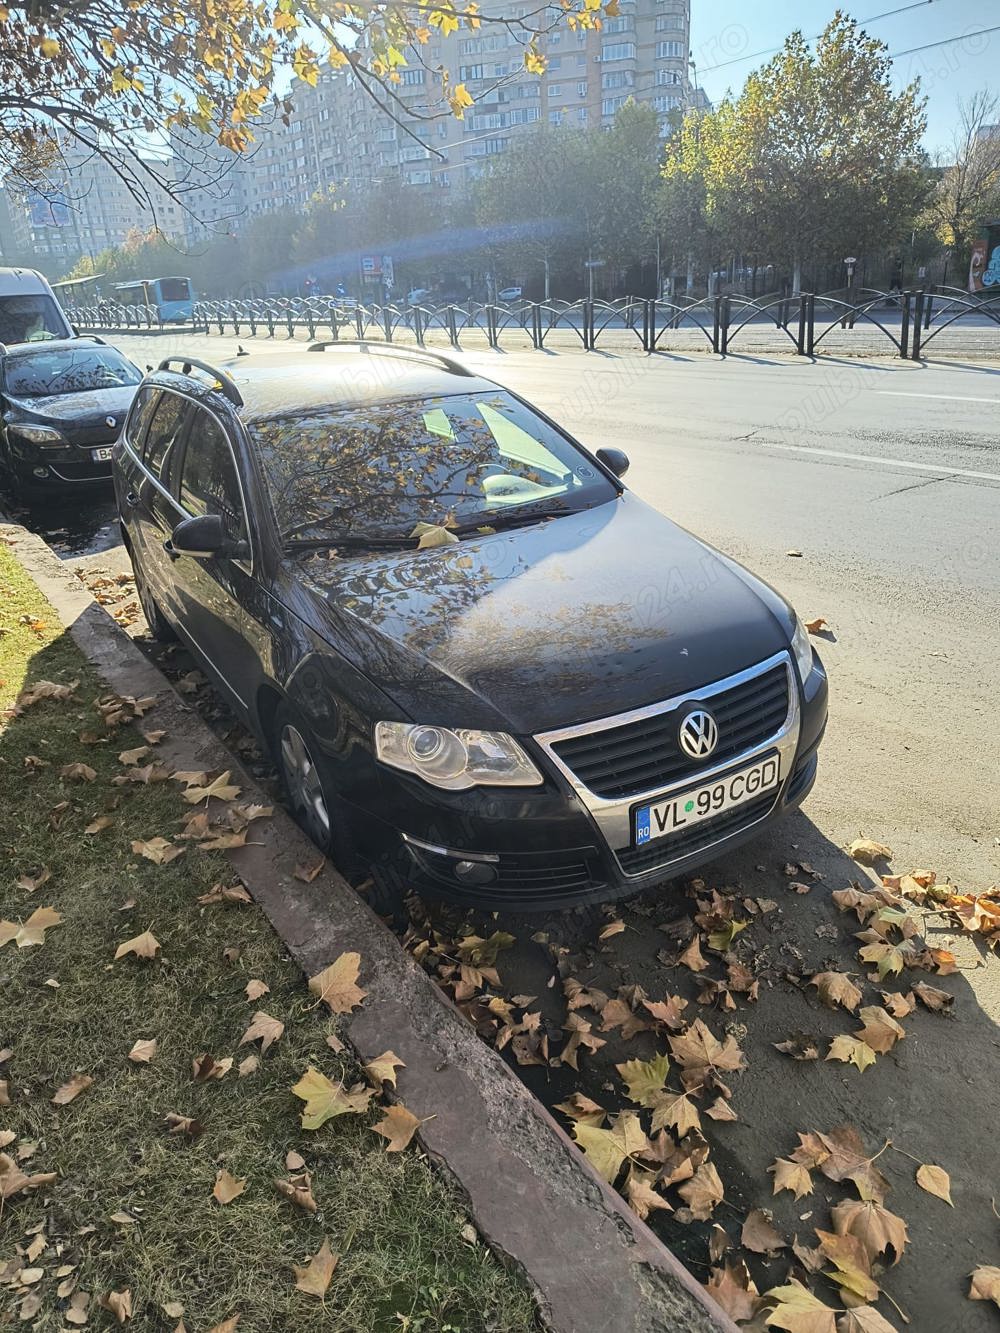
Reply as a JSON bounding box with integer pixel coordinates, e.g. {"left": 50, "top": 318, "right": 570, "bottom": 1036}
{"left": 66, "top": 289, "right": 1000, "bottom": 360}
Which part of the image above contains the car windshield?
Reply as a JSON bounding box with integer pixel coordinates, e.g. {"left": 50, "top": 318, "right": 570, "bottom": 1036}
{"left": 250, "top": 390, "right": 617, "bottom": 543}
{"left": 3, "top": 346, "right": 142, "bottom": 397}
{"left": 0, "top": 294, "right": 67, "bottom": 346}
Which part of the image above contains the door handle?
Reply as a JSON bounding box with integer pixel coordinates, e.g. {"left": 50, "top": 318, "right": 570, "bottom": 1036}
{"left": 124, "top": 490, "right": 140, "bottom": 509}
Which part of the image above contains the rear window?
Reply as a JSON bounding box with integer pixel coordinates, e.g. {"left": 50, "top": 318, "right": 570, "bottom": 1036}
{"left": 159, "top": 278, "right": 191, "bottom": 302}
{"left": 2, "top": 345, "right": 141, "bottom": 397}
{"left": 0, "top": 294, "right": 67, "bottom": 346}
{"left": 143, "top": 391, "right": 189, "bottom": 482}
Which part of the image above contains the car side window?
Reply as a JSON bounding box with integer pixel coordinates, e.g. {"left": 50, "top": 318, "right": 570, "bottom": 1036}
{"left": 125, "top": 386, "right": 159, "bottom": 454}
{"left": 143, "top": 391, "right": 188, "bottom": 485}
{"left": 178, "top": 408, "right": 248, "bottom": 546}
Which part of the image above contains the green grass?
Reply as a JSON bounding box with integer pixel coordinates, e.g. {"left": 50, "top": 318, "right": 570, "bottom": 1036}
{"left": 0, "top": 546, "right": 539, "bottom": 1333}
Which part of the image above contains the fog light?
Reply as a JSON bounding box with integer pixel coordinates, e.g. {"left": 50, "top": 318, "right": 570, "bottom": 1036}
{"left": 32, "top": 467, "right": 49, "bottom": 478}
{"left": 454, "top": 859, "right": 498, "bottom": 887}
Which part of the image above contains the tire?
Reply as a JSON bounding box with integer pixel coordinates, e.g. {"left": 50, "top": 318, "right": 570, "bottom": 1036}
{"left": 272, "top": 702, "right": 405, "bottom": 919}
{"left": 131, "top": 552, "right": 176, "bottom": 642}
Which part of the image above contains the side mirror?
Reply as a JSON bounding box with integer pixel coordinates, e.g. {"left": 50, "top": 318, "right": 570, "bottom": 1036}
{"left": 596, "top": 446, "right": 630, "bottom": 479}
{"left": 167, "top": 513, "right": 226, "bottom": 559}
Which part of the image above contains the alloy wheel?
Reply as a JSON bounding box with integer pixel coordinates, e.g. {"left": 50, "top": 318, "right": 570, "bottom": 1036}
{"left": 279, "top": 723, "right": 331, "bottom": 848}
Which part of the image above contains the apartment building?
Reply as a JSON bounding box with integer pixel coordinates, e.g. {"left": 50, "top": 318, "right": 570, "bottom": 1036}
{"left": 2, "top": 143, "right": 187, "bottom": 264}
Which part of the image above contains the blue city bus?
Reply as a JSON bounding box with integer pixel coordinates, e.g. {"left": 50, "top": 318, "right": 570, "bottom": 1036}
{"left": 113, "top": 276, "right": 195, "bottom": 323}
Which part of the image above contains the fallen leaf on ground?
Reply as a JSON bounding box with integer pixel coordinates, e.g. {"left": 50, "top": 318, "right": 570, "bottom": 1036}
{"left": 128, "top": 1039, "right": 157, "bottom": 1064}
{"left": 827, "top": 1035, "right": 877, "bottom": 1072}
{"left": 854, "top": 1005, "right": 905, "bottom": 1054}
{"left": 810, "top": 971, "right": 863, "bottom": 1013}
{"left": 763, "top": 1279, "right": 837, "bottom": 1333}
{"left": 308, "top": 952, "right": 367, "bottom": 1014}
{"left": 207, "top": 1318, "right": 240, "bottom": 1333}
{"left": 291, "top": 1067, "right": 372, "bottom": 1129}
{"left": 15, "top": 868, "right": 50, "bottom": 893}
{"left": 572, "top": 1111, "right": 648, "bottom": 1183}
{"left": 372, "top": 1103, "right": 422, "bottom": 1152}
{"left": 85, "top": 814, "right": 115, "bottom": 835}
{"left": 916, "top": 1163, "right": 953, "bottom": 1205}
{"left": 560, "top": 1012, "right": 606, "bottom": 1068}
{"left": 625, "top": 1166, "right": 672, "bottom": 1220}
{"left": 119, "top": 746, "right": 151, "bottom": 766}
{"left": 669, "top": 1019, "right": 745, "bottom": 1092}
{"left": 294, "top": 1238, "right": 338, "bottom": 1298}
{"left": 849, "top": 838, "right": 893, "bottom": 866}
{"left": 275, "top": 1171, "right": 317, "bottom": 1212}
{"left": 115, "top": 930, "right": 161, "bottom": 961}
{"left": 813, "top": 1126, "right": 889, "bottom": 1201}
{"left": 191, "top": 1054, "right": 233, "bottom": 1081}
{"left": 212, "top": 1169, "right": 246, "bottom": 1204}
{"left": 239, "top": 1011, "right": 284, "bottom": 1053}
{"left": 769, "top": 1157, "right": 814, "bottom": 1200}
{"left": 131, "top": 836, "right": 184, "bottom": 865}
{"left": 60, "top": 762, "right": 96, "bottom": 782}
{"left": 198, "top": 884, "right": 253, "bottom": 906}
{"left": 294, "top": 858, "right": 325, "bottom": 883}
{"left": 0, "top": 1154, "right": 57, "bottom": 1199}
{"left": 616, "top": 1053, "right": 670, "bottom": 1108}
{"left": 99, "top": 1289, "right": 132, "bottom": 1323}
{"left": 678, "top": 935, "right": 710, "bottom": 972}
{"left": 803, "top": 617, "right": 828, "bottom": 633}
{"left": 365, "top": 1050, "right": 405, "bottom": 1088}
{"left": 773, "top": 1032, "right": 820, "bottom": 1060}
{"left": 831, "top": 1197, "right": 908, "bottom": 1265}
{"left": 181, "top": 771, "right": 241, "bottom": 804}
{"left": 649, "top": 1090, "right": 701, "bottom": 1136}
{"left": 704, "top": 1261, "right": 760, "bottom": 1323}
{"left": 817, "top": 1229, "right": 879, "bottom": 1303}
{"left": 164, "top": 1113, "right": 204, "bottom": 1138}
{"left": 879, "top": 990, "right": 915, "bottom": 1019}
{"left": 598, "top": 919, "right": 626, "bottom": 939}
{"left": 0, "top": 906, "right": 64, "bottom": 949}
{"left": 742, "top": 1208, "right": 786, "bottom": 1255}
{"left": 969, "top": 1266, "right": 1000, "bottom": 1308}
{"left": 912, "top": 981, "right": 954, "bottom": 1011}
{"left": 52, "top": 1073, "right": 94, "bottom": 1105}
{"left": 678, "top": 1162, "right": 725, "bottom": 1220}
{"left": 245, "top": 979, "right": 270, "bottom": 1002}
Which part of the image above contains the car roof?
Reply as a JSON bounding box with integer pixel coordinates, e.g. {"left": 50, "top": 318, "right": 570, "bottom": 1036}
{"left": 0, "top": 337, "right": 109, "bottom": 360}
{"left": 148, "top": 345, "right": 503, "bottom": 423}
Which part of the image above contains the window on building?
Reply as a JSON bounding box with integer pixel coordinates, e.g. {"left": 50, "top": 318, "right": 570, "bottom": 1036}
{"left": 601, "top": 70, "right": 634, "bottom": 89}
{"left": 656, "top": 67, "right": 682, "bottom": 85}
{"left": 577, "top": 80, "right": 588, "bottom": 96}
{"left": 577, "top": 107, "right": 588, "bottom": 124}
{"left": 548, "top": 56, "right": 562, "bottom": 69}
{"left": 401, "top": 68, "right": 425, "bottom": 85}
{"left": 601, "top": 42, "right": 636, "bottom": 61}
{"left": 406, "top": 170, "right": 432, "bottom": 184}
{"left": 603, "top": 15, "right": 633, "bottom": 32}
{"left": 549, "top": 109, "right": 564, "bottom": 125}
{"left": 653, "top": 94, "right": 682, "bottom": 112}
{"left": 655, "top": 40, "right": 685, "bottom": 58}
{"left": 548, "top": 84, "right": 563, "bottom": 97}
{"left": 601, "top": 95, "right": 628, "bottom": 116}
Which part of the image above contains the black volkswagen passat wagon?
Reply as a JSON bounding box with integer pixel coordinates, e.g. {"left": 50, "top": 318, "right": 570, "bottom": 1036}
{"left": 113, "top": 343, "right": 827, "bottom": 911}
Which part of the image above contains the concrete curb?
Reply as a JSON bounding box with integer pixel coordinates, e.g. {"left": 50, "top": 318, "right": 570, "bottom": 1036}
{"left": 2, "top": 521, "right": 737, "bottom": 1333}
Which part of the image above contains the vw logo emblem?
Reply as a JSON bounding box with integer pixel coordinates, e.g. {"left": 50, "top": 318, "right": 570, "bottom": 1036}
{"left": 105, "top": 415, "right": 117, "bottom": 428}
{"left": 678, "top": 708, "right": 719, "bottom": 760}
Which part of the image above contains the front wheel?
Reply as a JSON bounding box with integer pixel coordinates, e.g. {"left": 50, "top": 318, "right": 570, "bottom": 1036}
{"left": 272, "top": 703, "right": 405, "bottom": 919}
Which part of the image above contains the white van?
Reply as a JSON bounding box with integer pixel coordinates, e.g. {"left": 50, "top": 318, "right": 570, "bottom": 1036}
{"left": 0, "top": 268, "right": 74, "bottom": 347}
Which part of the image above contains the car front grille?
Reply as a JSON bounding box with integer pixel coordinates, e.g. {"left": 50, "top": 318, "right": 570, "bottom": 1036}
{"left": 65, "top": 425, "right": 119, "bottom": 449}
{"left": 548, "top": 662, "right": 790, "bottom": 800}
{"left": 615, "top": 790, "right": 777, "bottom": 876}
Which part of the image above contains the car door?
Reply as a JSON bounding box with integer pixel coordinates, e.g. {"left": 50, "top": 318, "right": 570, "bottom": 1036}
{"left": 169, "top": 403, "right": 257, "bottom": 713}
{"left": 130, "top": 389, "right": 192, "bottom": 620}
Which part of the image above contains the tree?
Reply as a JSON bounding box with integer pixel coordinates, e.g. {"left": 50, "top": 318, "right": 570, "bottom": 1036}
{"left": 0, "top": 0, "right": 619, "bottom": 225}
{"left": 588, "top": 101, "right": 662, "bottom": 288}
{"left": 924, "top": 92, "right": 1000, "bottom": 272}
{"left": 663, "top": 12, "right": 928, "bottom": 291}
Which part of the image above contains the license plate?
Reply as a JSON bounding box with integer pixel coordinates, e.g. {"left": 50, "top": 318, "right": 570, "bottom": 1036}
{"left": 91, "top": 447, "right": 113, "bottom": 462}
{"left": 634, "top": 755, "right": 781, "bottom": 847}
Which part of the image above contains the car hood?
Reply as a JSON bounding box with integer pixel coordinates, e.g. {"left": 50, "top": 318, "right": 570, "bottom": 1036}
{"left": 295, "top": 494, "right": 791, "bottom": 734}
{"left": 6, "top": 385, "right": 136, "bottom": 425}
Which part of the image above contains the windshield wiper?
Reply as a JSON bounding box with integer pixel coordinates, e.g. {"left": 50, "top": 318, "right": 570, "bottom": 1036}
{"left": 455, "top": 506, "right": 572, "bottom": 533}
{"left": 284, "top": 534, "right": 415, "bottom": 552}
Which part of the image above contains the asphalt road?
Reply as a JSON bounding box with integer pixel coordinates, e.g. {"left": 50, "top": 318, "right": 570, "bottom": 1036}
{"left": 5, "top": 335, "right": 999, "bottom": 1330}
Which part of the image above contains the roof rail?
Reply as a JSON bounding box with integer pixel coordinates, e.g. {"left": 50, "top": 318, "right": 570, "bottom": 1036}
{"left": 306, "top": 338, "right": 474, "bottom": 378}
{"left": 156, "top": 356, "right": 244, "bottom": 407}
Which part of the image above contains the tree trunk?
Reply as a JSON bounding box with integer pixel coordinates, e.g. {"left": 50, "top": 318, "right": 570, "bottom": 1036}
{"left": 792, "top": 258, "right": 802, "bottom": 295}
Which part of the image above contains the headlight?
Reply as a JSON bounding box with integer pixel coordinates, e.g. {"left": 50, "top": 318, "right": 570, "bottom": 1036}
{"left": 10, "top": 424, "right": 65, "bottom": 447}
{"left": 790, "top": 614, "right": 814, "bottom": 684}
{"left": 375, "top": 722, "right": 543, "bottom": 791}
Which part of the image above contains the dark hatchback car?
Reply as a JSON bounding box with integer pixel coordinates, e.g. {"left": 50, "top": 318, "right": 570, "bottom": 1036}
{"left": 113, "top": 344, "right": 827, "bottom": 911}
{"left": 0, "top": 337, "right": 142, "bottom": 498}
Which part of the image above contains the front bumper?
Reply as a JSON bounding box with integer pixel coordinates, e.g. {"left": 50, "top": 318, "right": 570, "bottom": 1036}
{"left": 351, "top": 650, "right": 828, "bottom": 911}
{"left": 6, "top": 436, "right": 114, "bottom": 488}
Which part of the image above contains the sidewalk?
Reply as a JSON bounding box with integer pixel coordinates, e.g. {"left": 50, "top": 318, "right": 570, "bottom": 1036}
{"left": 1, "top": 522, "right": 734, "bottom": 1333}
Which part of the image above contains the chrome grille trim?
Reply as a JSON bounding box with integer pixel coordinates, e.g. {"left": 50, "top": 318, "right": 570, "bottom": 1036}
{"left": 533, "top": 651, "right": 800, "bottom": 875}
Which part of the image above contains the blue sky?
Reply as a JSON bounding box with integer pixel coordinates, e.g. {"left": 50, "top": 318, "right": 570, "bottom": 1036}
{"left": 688, "top": 0, "right": 999, "bottom": 154}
